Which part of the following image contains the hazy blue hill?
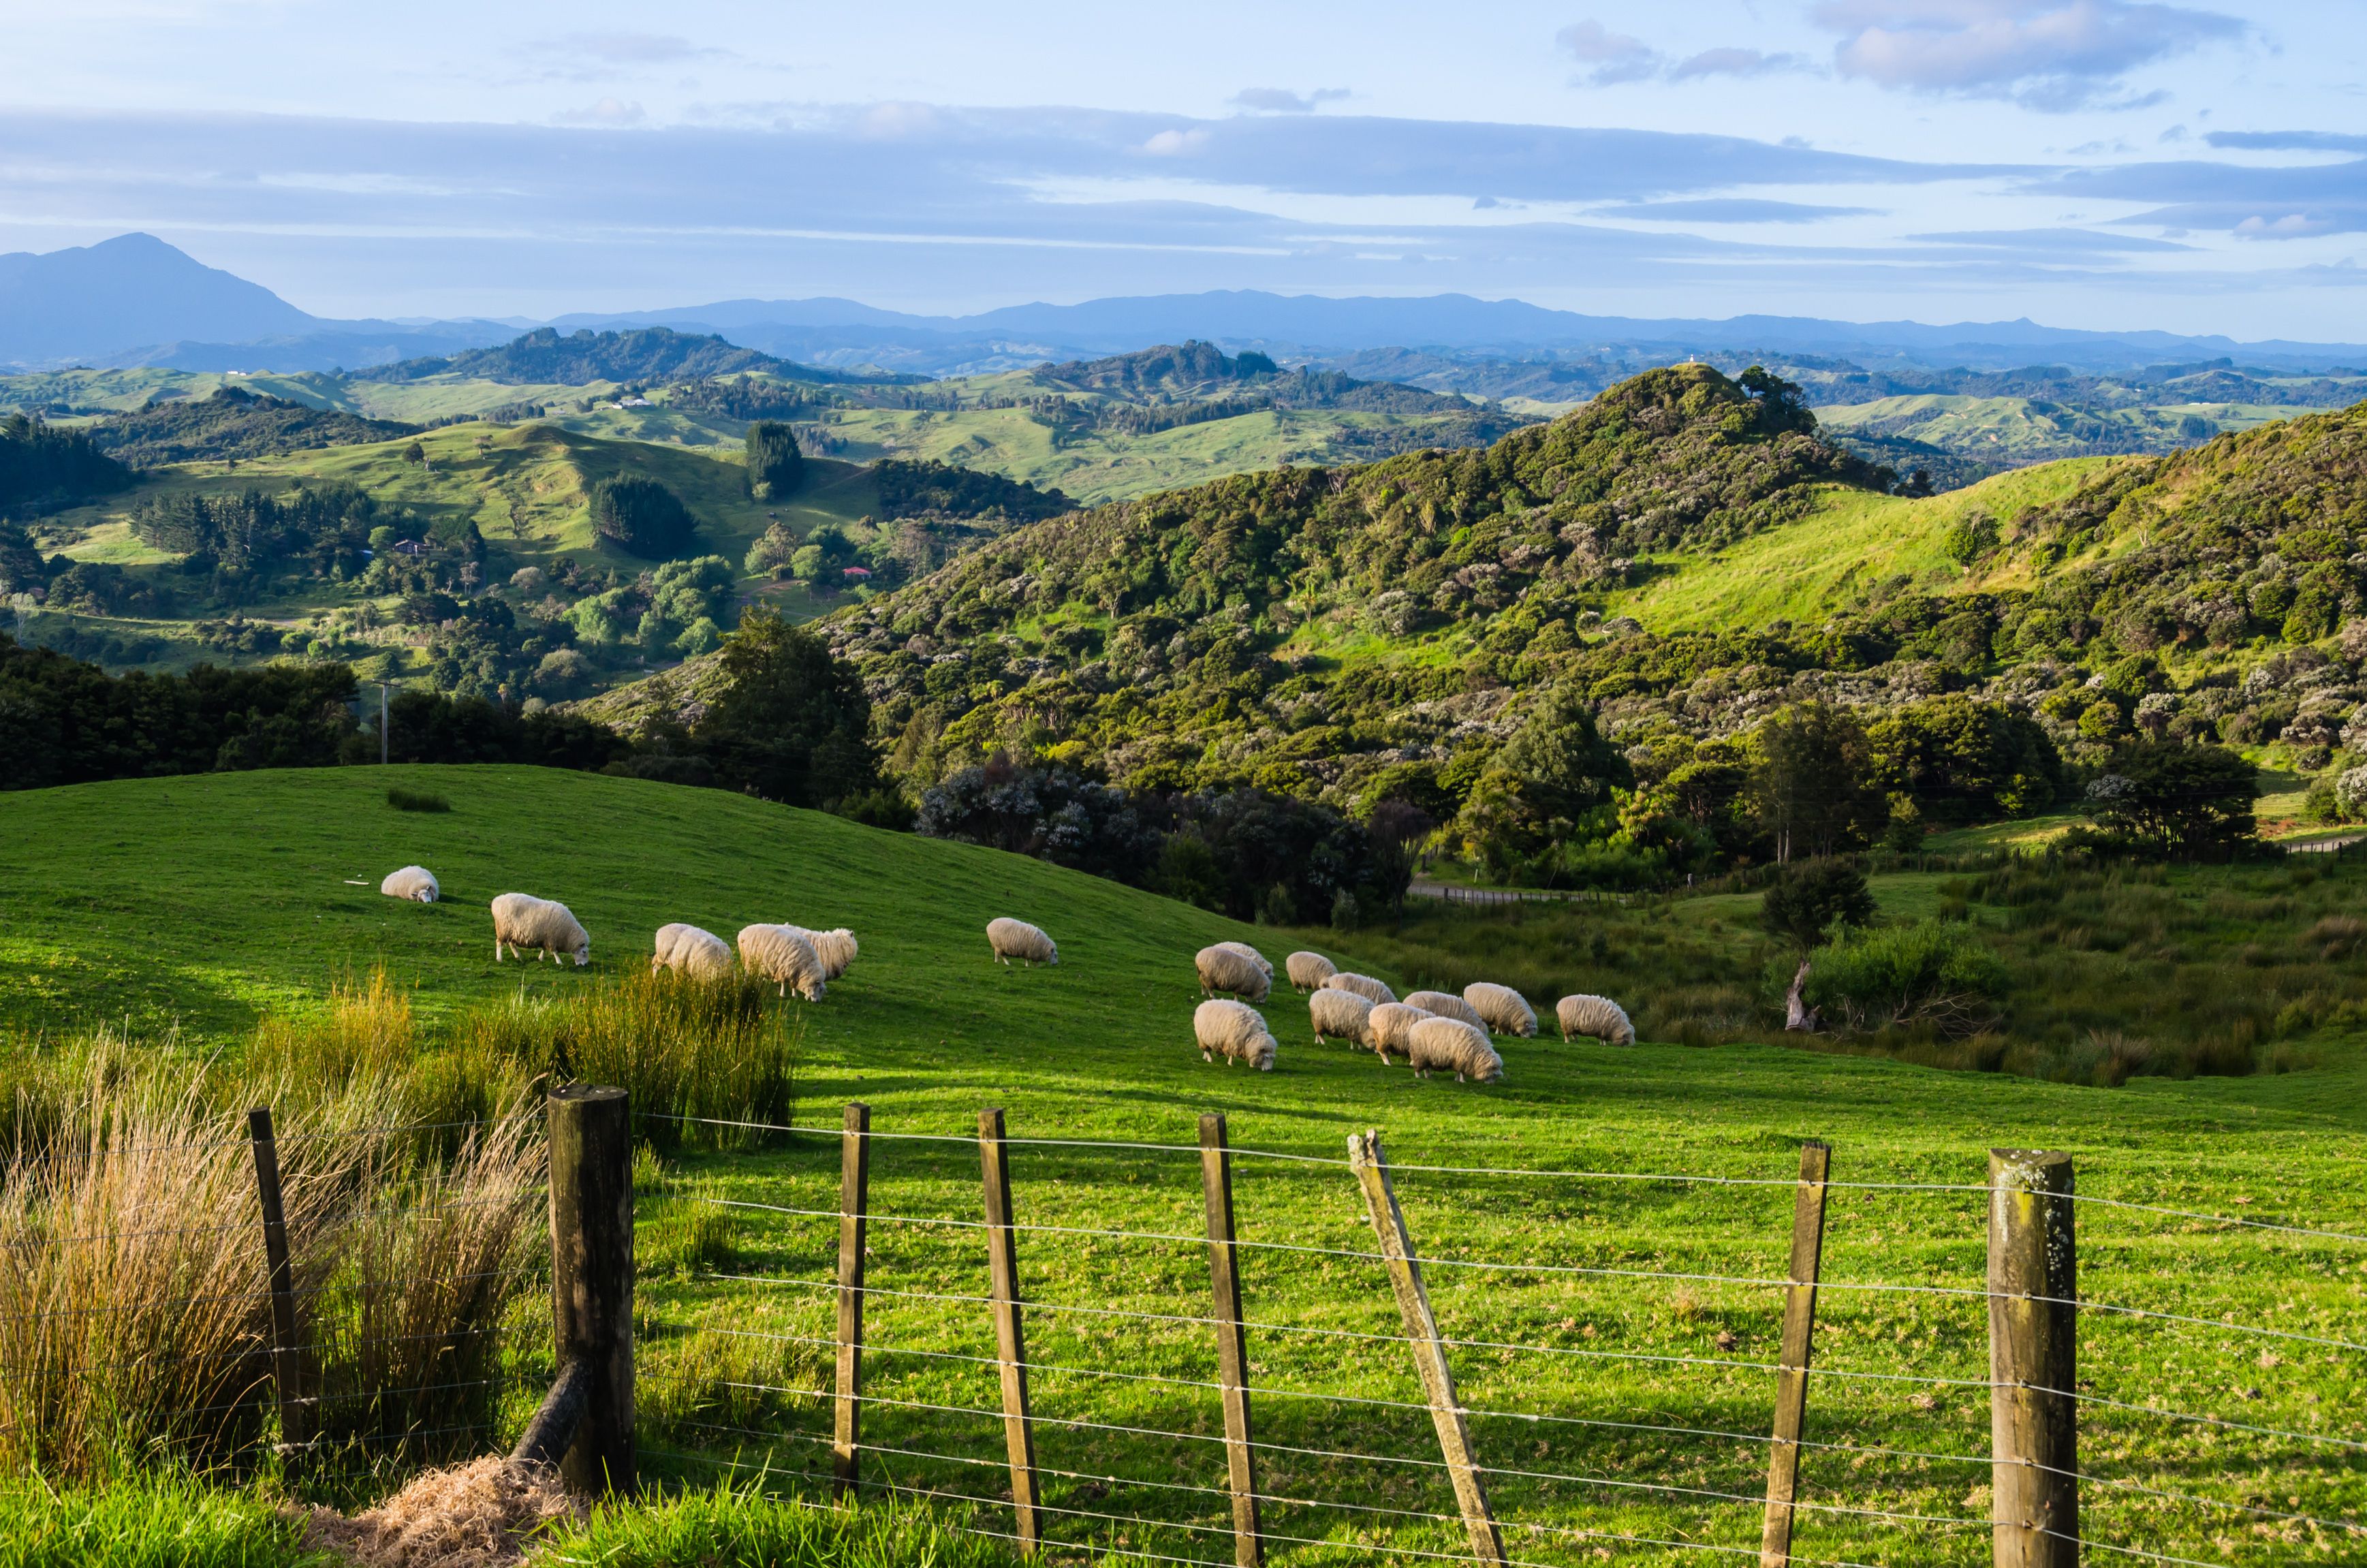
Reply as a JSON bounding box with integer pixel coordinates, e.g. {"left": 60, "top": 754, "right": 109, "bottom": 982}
{"left": 0, "top": 234, "right": 315, "bottom": 367}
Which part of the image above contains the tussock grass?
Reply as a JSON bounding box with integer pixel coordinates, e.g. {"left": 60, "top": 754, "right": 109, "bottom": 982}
{"left": 541, "top": 1481, "right": 1020, "bottom": 1567}
{"left": 383, "top": 789, "right": 450, "bottom": 815}
{"left": 0, "top": 1471, "right": 330, "bottom": 1568}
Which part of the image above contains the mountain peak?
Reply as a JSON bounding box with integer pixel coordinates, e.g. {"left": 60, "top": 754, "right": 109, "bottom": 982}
{"left": 0, "top": 232, "right": 316, "bottom": 369}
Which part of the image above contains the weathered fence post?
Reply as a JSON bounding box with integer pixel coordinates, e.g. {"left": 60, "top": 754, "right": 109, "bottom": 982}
{"left": 1348, "top": 1130, "right": 1507, "bottom": 1567}
{"left": 247, "top": 1108, "right": 309, "bottom": 1452}
{"left": 979, "top": 1108, "right": 1042, "bottom": 1554}
{"left": 1988, "top": 1149, "right": 2077, "bottom": 1568}
{"left": 547, "top": 1084, "right": 635, "bottom": 1495}
{"left": 1759, "top": 1140, "right": 1832, "bottom": 1567}
{"left": 1200, "top": 1112, "right": 1263, "bottom": 1568}
{"left": 834, "top": 1101, "right": 871, "bottom": 1502}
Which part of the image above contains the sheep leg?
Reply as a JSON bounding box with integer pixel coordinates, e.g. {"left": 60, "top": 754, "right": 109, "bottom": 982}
{"left": 1202, "top": 1049, "right": 1213, "bottom": 1063}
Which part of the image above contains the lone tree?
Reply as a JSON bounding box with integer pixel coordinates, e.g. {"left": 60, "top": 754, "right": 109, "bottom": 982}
{"left": 2084, "top": 739, "right": 2258, "bottom": 860}
{"left": 1749, "top": 702, "right": 1885, "bottom": 862}
{"left": 745, "top": 421, "right": 804, "bottom": 502}
{"left": 589, "top": 473, "right": 698, "bottom": 559}
{"left": 1759, "top": 857, "right": 1877, "bottom": 1031}
{"left": 691, "top": 606, "right": 879, "bottom": 807}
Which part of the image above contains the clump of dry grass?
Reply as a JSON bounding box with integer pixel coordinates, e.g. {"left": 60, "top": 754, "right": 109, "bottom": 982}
{"left": 304, "top": 1455, "right": 578, "bottom": 1567}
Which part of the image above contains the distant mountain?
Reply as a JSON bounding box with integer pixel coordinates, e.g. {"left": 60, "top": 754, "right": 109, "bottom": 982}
{"left": 0, "top": 234, "right": 315, "bottom": 366}
{"left": 351, "top": 326, "right": 791, "bottom": 386}
{"left": 87, "top": 386, "right": 418, "bottom": 466}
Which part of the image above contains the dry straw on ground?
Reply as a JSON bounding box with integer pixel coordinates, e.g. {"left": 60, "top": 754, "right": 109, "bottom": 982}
{"left": 304, "top": 1456, "right": 580, "bottom": 1567}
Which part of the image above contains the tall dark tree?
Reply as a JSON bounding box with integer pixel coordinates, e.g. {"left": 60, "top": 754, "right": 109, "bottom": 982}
{"left": 2084, "top": 740, "right": 2258, "bottom": 860}
{"left": 1750, "top": 702, "right": 1886, "bottom": 862}
{"left": 1460, "top": 685, "right": 1630, "bottom": 860}
{"left": 744, "top": 422, "right": 804, "bottom": 502}
{"left": 589, "top": 474, "right": 698, "bottom": 559}
{"left": 690, "top": 606, "right": 879, "bottom": 806}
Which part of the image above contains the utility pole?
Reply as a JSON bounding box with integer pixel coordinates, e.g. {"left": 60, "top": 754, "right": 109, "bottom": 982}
{"left": 379, "top": 682, "right": 390, "bottom": 765}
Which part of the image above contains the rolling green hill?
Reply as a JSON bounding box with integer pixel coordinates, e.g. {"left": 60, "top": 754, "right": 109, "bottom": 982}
{"left": 1815, "top": 392, "right": 2332, "bottom": 468}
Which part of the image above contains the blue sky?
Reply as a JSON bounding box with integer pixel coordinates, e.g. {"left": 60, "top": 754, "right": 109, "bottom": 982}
{"left": 1, "top": 0, "right": 2362, "bottom": 337}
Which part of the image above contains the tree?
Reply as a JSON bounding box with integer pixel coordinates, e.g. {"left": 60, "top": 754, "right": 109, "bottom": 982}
{"left": 1760, "top": 857, "right": 1878, "bottom": 1032}
{"left": 1866, "top": 697, "right": 2062, "bottom": 826}
{"left": 589, "top": 474, "right": 699, "bottom": 560}
{"left": 1749, "top": 702, "right": 1885, "bottom": 862}
{"left": 2083, "top": 739, "right": 2257, "bottom": 860}
{"left": 1458, "top": 685, "right": 1630, "bottom": 864}
{"left": 690, "top": 606, "right": 879, "bottom": 806}
{"left": 745, "top": 422, "right": 804, "bottom": 502}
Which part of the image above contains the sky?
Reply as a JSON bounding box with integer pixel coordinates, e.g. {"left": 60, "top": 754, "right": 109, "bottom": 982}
{"left": 1, "top": 0, "right": 2362, "bottom": 338}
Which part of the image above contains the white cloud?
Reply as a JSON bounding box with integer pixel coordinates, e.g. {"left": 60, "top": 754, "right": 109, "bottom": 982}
{"left": 1231, "top": 87, "right": 1351, "bottom": 114}
{"left": 1142, "top": 127, "right": 1210, "bottom": 157}
{"left": 1815, "top": 1, "right": 2244, "bottom": 108}
{"left": 1667, "top": 48, "right": 1810, "bottom": 81}
{"left": 1556, "top": 20, "right": 1661, "bottom": 85}
{"left": 552, "top": 97, "right": 646, "bottom": 126}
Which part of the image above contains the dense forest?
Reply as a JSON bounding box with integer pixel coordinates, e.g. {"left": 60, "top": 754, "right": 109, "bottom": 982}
{"left": 89, "top": 386, "right": 418, "bottom": 465}
{"left": 0, "top": 414, "right": 131, "bottom": 512}
{"left": 354, "top": 327, "right": 799, "bottom": 386}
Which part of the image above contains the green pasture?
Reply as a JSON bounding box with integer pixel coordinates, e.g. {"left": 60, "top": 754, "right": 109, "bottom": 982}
{"left": 0, "top": 768, "right": 2359, "bottom": 1564}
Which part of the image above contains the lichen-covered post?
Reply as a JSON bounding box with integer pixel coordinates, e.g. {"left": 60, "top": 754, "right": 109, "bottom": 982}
{"left": 1988, "top": 1148, "right": 2076, "bottom": 1568}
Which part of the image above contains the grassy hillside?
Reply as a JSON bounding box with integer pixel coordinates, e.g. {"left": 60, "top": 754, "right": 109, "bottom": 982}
{"left": 0, "top": 766, "right": 2360, "bottom": 1565}
{"left": 1817, "top": 391, "right": 2339, "bottom": 467}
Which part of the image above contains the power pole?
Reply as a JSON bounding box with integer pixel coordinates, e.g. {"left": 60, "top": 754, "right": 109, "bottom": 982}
{"left": 379, "top": 683, "right": 390, "bottom": 765}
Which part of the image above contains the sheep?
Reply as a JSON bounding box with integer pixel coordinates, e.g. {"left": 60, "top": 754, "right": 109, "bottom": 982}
{"left": 1214, "top": 941, "right": 1273, "bottom": 978}
{"left": 652, "top": 922, "right": 734, "bottom": 979}
{"left": 1403, "top": 989, "right": 1486, "bottom": 1029}
{"left": 1195, "top": 945, "right": 1271, "bottom": 1003}
{"left": 783, "top": 926, "right": 858, "bottom": 980}
{"left": 1308, "top": 988, "right": 1374, "bottom": 1048}
{"left": 1464, "top": 982, "right": 1539, "bottom": 1037}
{"left": 737, "top": 924, "right": 828, "bottom": 1001}
{"left": 1285, "top": 951, "right": 1337, "bottom": 992}
{"left": 380, "top": 865, "right": 439, "bottom": 903}
{"left": 987, "top": 918, "right": 1058, "bottom": 967}
{"left": 1325, "top": 972, "right": 1397, "bottom": 1007}
{"left": 1407, "top": 1016, "right": 1505, "bottom": 1083}
{"left": 1364, "top": 1002, "right": 1428, "bottom": 1065}
{"left": 1556, "top": 994, "right": 1636, "bottom": 1046}
{"left": 1194, "top": 999, "right": 1277, "bottom": 1071}
{"left": 490, "top": 893, "right": 589, "bottom": 967}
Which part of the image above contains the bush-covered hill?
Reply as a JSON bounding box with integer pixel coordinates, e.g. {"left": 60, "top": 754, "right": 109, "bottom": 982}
{"left": 88, "top": 385, "right": 418, "bottom": 465}
{"left": 354, "top": 327, "right": 798, "bottom": 386}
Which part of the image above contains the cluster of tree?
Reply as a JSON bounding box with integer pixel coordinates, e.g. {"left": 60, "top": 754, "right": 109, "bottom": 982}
{"left": 744, "top": 422, "right": 803, "bottom": 501}
{"left": 130, "top": 482, "right": 382, "bottom": 581}
{"left": 914, "top": 756, "right": 1410, "bottom": 925}
{"left": 670, "top": 377, "right": 838, "bottom": 422}
{"left": 0, "top": 414, "right": 131, "bottom": 512}
{"left": 565, "top": 554, "right": 737, "bottom": 660}
{"left": 354, "top": 328, "right": 791, "bottom": 386}
{"left": 872, "top": 458, "right": 1073, "bottom": 523}
{"left": 87, "top": 387, "right": 416, "bottom": 465}
{"left": 419, "top": 401, "right": 544, "bottom": 430}
{"left": 589, "top": 473, "right": 700, "bottom": 559}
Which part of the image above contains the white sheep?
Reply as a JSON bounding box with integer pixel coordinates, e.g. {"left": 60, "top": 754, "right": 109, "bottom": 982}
{"left": 1408, "top": 1016, "right": 1505, "bottom": 1083}
{"left": 1194, "top": 999, "right": 1278, "bottom": 1071}
{"left": 1403, "top": 990, "right": 1486, "bottom": 1029}
{"left": 652, "top": 922, "right": 734, "bottom": 980}
{"left": 490, "top": 893, "right": 589, "bottom": 967}
{"left": 1214, "top": 941, "right": 1273, "bottom": 978}
{"left": 380, "top": 866, "right": 439, "bottom": 903}
{"left": 1309, "top": 988, "right": 1374, "bottom": 1047}
{"left": 988, "top": 918, "right": 1058, "bottom": 967}
{"left": 783, "top": 926, "right": 858, "bottom": 980}
{"left": 1325, "top": 972, "right": 1397, "bottom": 1007}
{"left": 1285, "top": 951, "right": 1337, "bottom": 992}
{"left": 1196, "top": 945, "right": 1272, "bottom": 1003}
{"left": 1464, "top": 982, "right": 1539, "bottom": 1037}
{"left": 1364, "top": 1002, "right": 1428, "bottom": 1065}
{"left": 1556, "top": 994, "right": 1637, "bottom": 1046}
{"left": 737, "top": 924, "right": 828, "bottom": 1001}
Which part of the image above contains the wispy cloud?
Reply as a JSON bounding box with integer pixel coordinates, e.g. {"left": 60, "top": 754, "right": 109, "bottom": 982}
{"left": 1667, "top": 48, "right": 1811, "bottom": 81}
{"left": 1601, "top": 198, "right": 1877, "bottom": 223}
{"left": 1558, "top": 22, "right": 1810, "bottom": 86}
{"left": 2206, "top": 129, "right": 2367, "bottom": 155}
{"left": 1231, "top": 87, "right": 1350, "bottom": 114}
{"left": 1814, "top": 0, "right": 2245, "bottom": 110}
{"left": 552, "top": 97, "right": 646, "bottom": 127}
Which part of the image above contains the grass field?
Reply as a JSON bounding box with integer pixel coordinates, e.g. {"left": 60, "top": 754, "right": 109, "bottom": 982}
{"left": 1814, "top": 394, "right": 2336, "bottom": 468}
{"left": 0, "top": 766, "right": 2361, "bottom": 1565}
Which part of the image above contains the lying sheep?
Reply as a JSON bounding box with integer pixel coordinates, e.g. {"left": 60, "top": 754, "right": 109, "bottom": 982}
{"left": 1404, "top": 989, "right": 1486, "bottom": 1029}
{"left": 1326, "top": 972, "right": 1397, "bottom": 1007}
{"left": 491, "top": 893, "right": 589, "bottom": 967}
{"left": 380, "top": 865, "right": 439, "bottom": 903}
{"left": 1194, "top": 999, "right": 1278, "bottom": 1071}
{"left": 737, "top": 924, "right": 828, "bottom": 1001}
{"left": 1285, "top": 951, "right": 1337, "bottom": 992}
{"left": 1464, "top": 982, "right": 1539, "bottom": 1037}
{"left": 1215, "top": 941, "right": 1273, "bottom": 978}
{"left": 1309, "top": 988, "right": 1374, "bottom": 1047}
{"left": 1408, "top": 1016, "right": 1505, "bottom": 1083}
{"left": 1556, "top": 994, "right": 1636, "bottom": 1046}
{"left": 988, "top": 918, "right": 1058, "bottom": 967}
{"left": 1364, "top": 1002, "right": 1428, "bottom": 1065}
{"left": 783, "top": 926, "right": 858, "bottom": 981}
{"left": 652, "top": 922, "right": 734, "bottom": 979}
{"left": 1196, "top": 945, "right": 1271, "bottom": 1003}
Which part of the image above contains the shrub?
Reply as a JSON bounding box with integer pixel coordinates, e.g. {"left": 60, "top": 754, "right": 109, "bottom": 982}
{"left": 589, "top": 474, "right": 699, "bottom": 559}
{"left": 1800, "top": 919, "right": 2009, "bottom": 1035}
{"left": 386, "top": 785, "right": 451, "bottom": 813}
{"left": 1760, "top": 858, "right": 1877, "bottom": 950}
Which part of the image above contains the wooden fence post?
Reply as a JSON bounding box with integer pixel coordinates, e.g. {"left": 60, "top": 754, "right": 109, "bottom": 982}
{"left": 1988, "top": 1149, "right": 2077, "bottom": 1568}
{"left": 548, "top": 1084, "right": 635, "bottom": 1495}
{"left": 1759, "top": 1140, "right": 1832, "bottom": 1567}
{"left": 1200, "top": 1112, "right": 1262, "bottom": 1568}
{"left": 834, "top": 1101, "right": 871, "bottom": 1502}
{"left": 979, "top": 1108, "right": 1042, "bottom": 1554}
{"left": 246, "top": 1108, "right": 309, "bottom": 1453}
{"left": 1348, "top": 1130, "right": 1507, "bottom": 1567}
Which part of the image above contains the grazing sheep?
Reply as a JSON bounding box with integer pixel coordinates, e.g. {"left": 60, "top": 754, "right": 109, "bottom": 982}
{"left": 1285, "top": 951, "right": 1337, "bottom": 992}
{"left": 1194, "top": 999, "right": 1278, "bottom": 1071}
{"left": 490, "top": 893, "right": 589, "bottom": 967}
{"left": 1326, "top": 972, "right": 1397, "bottom": 1007}
{"left": 1214, "top": 941, "right": 1273, "bottom": 976}
{"left": 652, "top": 922, "right": 734, "bottom": 979}
{"left": 1309, "top": 988, "right": 1374, "bottom": 1047}
{"left": 1464, "top": 982, "right": 1539, "bottom": 1037}
{"left": 1556, "top": 994, "right": 1636, "bottom": 1046}
{"left": 737, "top": 924, "right": 828, "bottom": 1001}
{"left": 1408, "top": 1016, "right": 1505, "bottom": 1083}
{"left": 783, "top": 926, "right": 858, "bottom": 980}
{"left": 1364, "top": 1002, "right": 1428, "bottom": 1065}
{"left": 380, "top": 866, "right": 439, "bottom": 903}
{"left": 987, "top": 918, "right": 1058, "bottom": 967}
{"left": 1195, "top": 945, "right": 1272, "bottom": 1003}
{"left": 1403, "top": 989, "right": 1486, "bottom": 1029}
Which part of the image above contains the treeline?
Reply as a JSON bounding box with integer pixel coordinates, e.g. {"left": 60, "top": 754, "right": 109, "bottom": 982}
{"left": 873, "top": 458, "right": 1073, "bottom": 522}
{"left": 0, "top": 415, "right": 131, "bottom": 512}
{"left": 353, "top": 328, "right": 789, "bottom": 386}
{"left": 89, "top": 387, "right": 416, "bottom": 465}
{"left": 130, "top": 482, "right": 381, "bottom": 578}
